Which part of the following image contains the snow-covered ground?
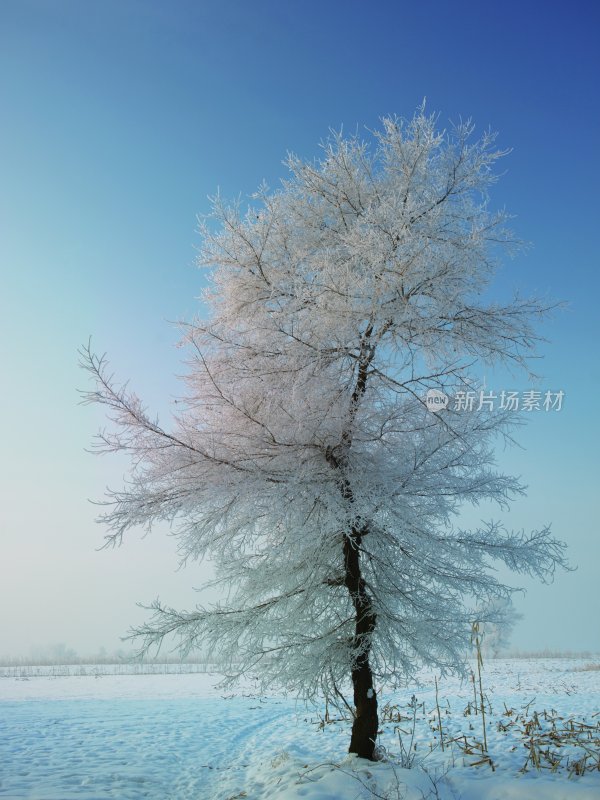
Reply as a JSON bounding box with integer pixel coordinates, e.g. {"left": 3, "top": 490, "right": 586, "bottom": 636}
{"left": 1, "top": 659, "right": 598, "bottom": 799}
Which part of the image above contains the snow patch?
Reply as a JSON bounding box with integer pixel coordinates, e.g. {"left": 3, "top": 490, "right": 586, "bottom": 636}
{"left": 0, "top": 659, "right": 598, "bottom": 799}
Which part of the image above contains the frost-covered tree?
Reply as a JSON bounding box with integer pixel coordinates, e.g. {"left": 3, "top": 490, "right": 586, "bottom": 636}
{"left": 81, "top": 108, "right": 568, "bottom": 760}
{"left": 477, "top": 597, "right": 522, "bottom": 658}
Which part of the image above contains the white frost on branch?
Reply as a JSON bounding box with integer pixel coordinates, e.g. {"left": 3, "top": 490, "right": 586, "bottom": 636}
{"left": 80, "top": 107, "right": 568, "bottom": 704}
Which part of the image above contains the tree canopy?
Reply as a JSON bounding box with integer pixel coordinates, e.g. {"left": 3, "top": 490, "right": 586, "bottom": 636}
{"left": 82, "top": 108, "right": 568, "bottom": 759}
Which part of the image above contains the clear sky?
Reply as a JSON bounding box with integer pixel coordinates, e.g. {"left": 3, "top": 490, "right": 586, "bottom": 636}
{"left": 1, "top": 0, "right": 599, "bottom": 658}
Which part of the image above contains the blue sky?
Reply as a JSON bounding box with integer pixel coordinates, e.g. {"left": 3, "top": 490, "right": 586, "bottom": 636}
{"left": 1, "top": 0, "right": 598, "bottom": 657}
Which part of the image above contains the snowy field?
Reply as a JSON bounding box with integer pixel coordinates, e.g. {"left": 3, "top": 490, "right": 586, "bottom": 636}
{"left": 1, "top": 659, "right": 599, "bottom": 799}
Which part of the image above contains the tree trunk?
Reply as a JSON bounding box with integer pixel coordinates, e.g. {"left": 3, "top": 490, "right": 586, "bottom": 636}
{"left": 344, "top": 529, "right": 378, "bottom": 760}
{"left": 332, "top": 322, "right": 379, "bottom": 759}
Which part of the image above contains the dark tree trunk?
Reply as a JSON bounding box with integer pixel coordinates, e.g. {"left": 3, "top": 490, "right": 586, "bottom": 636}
{"left": 344, "top": 529, "right": 378, "bottom": 760}
{"left": 326, "top": 444, "right": 380, "bottom": 760}
{"left": 328, "top": 321, "right": 379, "bottom": 759}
